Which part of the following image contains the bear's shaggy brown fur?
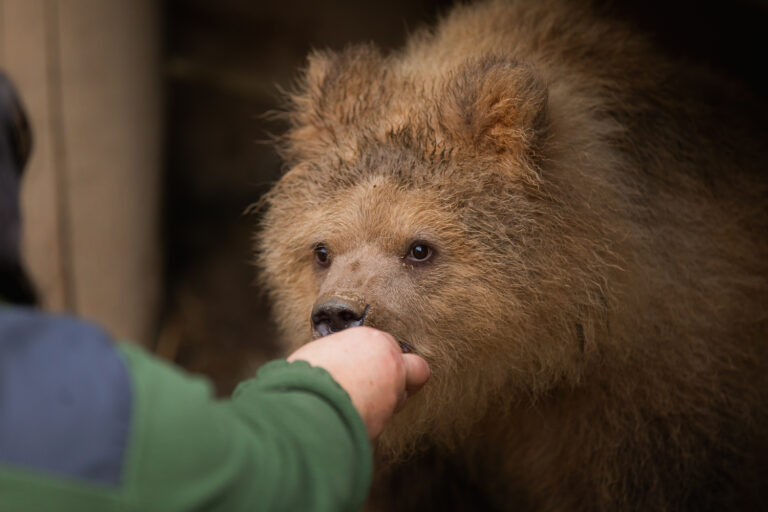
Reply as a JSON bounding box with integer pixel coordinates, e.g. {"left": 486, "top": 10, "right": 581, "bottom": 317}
{"left": 256, "top": 0, "right": 768, "bottom": 509}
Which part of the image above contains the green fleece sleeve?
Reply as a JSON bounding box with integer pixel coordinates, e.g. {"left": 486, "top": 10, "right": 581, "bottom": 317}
{"left": 117, "top": 343, "right": 372, "bottom": 512}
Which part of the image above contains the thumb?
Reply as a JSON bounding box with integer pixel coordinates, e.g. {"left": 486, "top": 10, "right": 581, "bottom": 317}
{"left": 403, "top": 354, "right": 430, "bottom": 394}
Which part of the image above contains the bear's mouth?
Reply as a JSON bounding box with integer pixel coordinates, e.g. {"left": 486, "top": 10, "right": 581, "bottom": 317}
{"left": 398, "top": 339, "right": 414, "bottom": 353}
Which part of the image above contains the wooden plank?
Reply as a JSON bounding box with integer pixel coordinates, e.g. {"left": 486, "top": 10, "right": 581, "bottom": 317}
{"left": 54, "top": 0, "right": 162, "bottom": 343}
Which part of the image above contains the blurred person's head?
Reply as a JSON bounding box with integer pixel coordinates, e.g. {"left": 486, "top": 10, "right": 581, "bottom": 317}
{"left": 0, "top": 71, "right": 36, "bottom": 305}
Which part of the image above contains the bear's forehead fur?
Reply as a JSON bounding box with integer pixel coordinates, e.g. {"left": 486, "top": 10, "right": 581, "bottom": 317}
{"left": 280, "top": 48, "right": 547, "bottom": 177}
{"left": 268, "top": 44, "right": 554, "bottom": 275}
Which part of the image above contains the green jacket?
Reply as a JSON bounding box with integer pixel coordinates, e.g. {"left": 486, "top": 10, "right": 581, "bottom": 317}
{"left": 0, "top": 306, "right": 372, "bottom": 511}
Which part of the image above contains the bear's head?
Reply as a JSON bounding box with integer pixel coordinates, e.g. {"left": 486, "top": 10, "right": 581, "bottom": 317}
{"left": 258, "top": 44, "right": 613, "bottom": 456}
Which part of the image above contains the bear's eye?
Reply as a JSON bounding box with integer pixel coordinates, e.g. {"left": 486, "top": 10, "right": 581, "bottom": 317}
{"left": 406, "top": 243, "right": 433, "bottom": 263}
{"left": 314, "top": 244, "right": 331, "bottom": 267}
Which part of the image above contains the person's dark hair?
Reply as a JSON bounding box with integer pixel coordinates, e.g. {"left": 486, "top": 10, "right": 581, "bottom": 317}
{"left": 0, "top": 70, "right": 36, "bottom": 305}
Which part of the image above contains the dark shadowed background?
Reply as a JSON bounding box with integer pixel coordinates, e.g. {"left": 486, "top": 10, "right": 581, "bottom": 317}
{"left": 1, "top": 0, "right": 765, "bottom": 394}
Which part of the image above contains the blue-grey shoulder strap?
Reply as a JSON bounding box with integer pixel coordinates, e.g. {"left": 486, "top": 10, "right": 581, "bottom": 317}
{"left": 0, "top": 306, "right": 132, "bottom": 487}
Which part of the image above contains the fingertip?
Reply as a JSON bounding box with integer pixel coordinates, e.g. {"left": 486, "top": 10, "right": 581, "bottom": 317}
{"left": 403, "top": 354, "right": 431, "bottom": 393}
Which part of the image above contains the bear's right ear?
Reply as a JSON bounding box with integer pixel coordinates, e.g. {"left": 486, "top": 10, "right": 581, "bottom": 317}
{"left": 440, "top": 57, "right": 548, "bottom": 160}
{"left": 279, "top": 45, "right": 385, "bottom": 164}
{"left": 277, "top": 51, "right": 335, "bottom": 164}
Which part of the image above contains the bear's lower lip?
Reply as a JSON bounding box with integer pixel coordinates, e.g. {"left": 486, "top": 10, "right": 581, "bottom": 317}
{"left": 398, "top": 340, "right": 414, "bottom": 353}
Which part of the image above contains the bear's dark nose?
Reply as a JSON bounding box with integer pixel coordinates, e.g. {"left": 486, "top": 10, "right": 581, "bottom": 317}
{"left": 311, "top": 299, "right": 368, "bottom": 338}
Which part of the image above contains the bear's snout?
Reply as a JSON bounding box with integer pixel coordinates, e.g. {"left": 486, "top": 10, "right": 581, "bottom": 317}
{"left": 311, "top": 297, "right": 369, "bottom": 338}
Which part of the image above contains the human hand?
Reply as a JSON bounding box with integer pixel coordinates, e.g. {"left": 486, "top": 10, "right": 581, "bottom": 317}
{"left": 287, "top": 326, "right": 430, "bottom": 439}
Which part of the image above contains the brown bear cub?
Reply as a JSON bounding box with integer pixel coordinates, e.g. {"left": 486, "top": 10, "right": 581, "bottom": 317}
{"left": 257, "top": 0, "right": 768, "bottom": 509}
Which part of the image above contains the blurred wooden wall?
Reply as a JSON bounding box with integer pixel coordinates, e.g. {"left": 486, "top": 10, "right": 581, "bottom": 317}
{"left": 0, "top": 0, "right": 162, "bottom": 344}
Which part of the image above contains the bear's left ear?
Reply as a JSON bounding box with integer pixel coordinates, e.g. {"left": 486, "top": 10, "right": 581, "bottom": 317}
{"left": 441, "top": 57, "right": 548, "bottom": 158}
